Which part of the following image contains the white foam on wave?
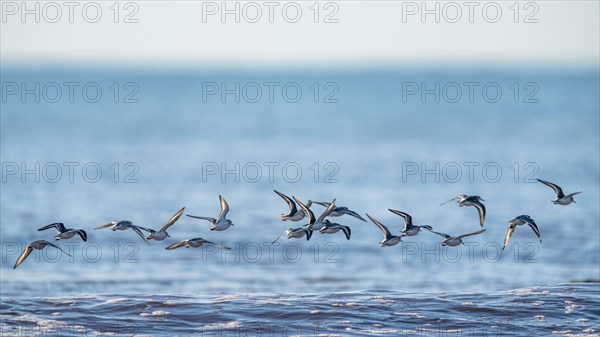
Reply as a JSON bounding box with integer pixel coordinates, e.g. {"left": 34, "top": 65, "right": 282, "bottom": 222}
{"left": 140, "top": 311, "right": 170, "bottom": 317}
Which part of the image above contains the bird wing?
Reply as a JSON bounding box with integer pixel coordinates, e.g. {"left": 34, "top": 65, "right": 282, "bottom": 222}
{"left": 186, "top": 215, "right": 216, "bottom": 224}
{"left": 217, "top": 195, "right": 230, "bottom": 222}
{"left": 439, "top": 196, "right": 459, "bottom": 206}
{"left": 204, "top": 239, "right": 231, "bottom": 250}
{"left": 342, "top": 209, "right": 367, "bottom": 222}
{"left": 13, "top": 244, "right": 33, "bottom": 269}
{"left": 94, "top": 222, "right": 116, "bottom": 230}
{"left": 457, "top": 229, "right": 486, "bottom": 239}
{"left": 502, "top": 224, "right": 516, "bottom": 251}
{"left": 316, "top": 199, "right": 337, "bottom": 224}
{"left": 130, "top": 226, "right": 151, "bottom": 245}
{"left": 45, "top": 241, "right": 72, "bottom": 256}
{"left": 342, "top": 226, "right": 351, "bottom": 240}
{"left": 472, "top": 201, "right": 486, "bottom": 227}
{"left": 38, "top": 223, "right": 67, "bottom": 232}
{"left": 388, "top": 209, "right": 413, "bottom": 228}
{"left": 274, "top": 190, "right": 297, "bottom": 216}
{"left": 366, "top": 214, "right": 392, "bottom": 240}
{"left": 537, "top": 179, "right": 564, "bottom": 198}
{"left": 428, "top": 230, "right": 451, "bottom": 239}
{"left": 293, "top": 196, "right": 315, "bottom": 225}
{"left": 312, "top": 201, "right": 331, "bottom": 207}
{"left": 159, "top": 207, "right": 185, "bottom": 232}
{"left": 526, "top": 219, "right": 542, "bottom": 243}
{"left": 76, "top": 230, "right": 88, "bottom": 242}
{"left": 165, "top": 240, "right": 188, "bottom": 250}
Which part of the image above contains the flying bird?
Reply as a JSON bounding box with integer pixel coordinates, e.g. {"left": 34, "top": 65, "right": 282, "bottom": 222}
{"left": 537, "top": 179, "right": 582, "bottom": 205}
{"left": 428, "top": 229, "right": 486, "bottom": 247}
{"left": 145, "top": 207, "right": 185, "bottom": 241}
{"left": 388, "top": 209, "right": 432, "bottom": 236}
{"left": 13, "top": 240, "right": 72, "bottom": 269}
{"left": 94, "top": 220, "right": 152, "bottom": 245}
{"left": 165, "top": 238, "right": 230, "bottom": 250}
{"left": 366, "top": 213, "right": 403, "bottom": 247}
{"left": 273, "top": 190, "right": 312, "bottom": 222}
{"left": 293, "top": 196, "right": 336, "bottom": 231}
{"left": 187, "top": 195, "right": 234, "bottom": 231}
{"left": 271, "top": 228, "right": 313, "bottom": 244}
{"left": 318, "top": 219, "right": 351, "bottom": 240}
{"left": 502, "top": 215, "right": 542, "bottom": 251}
{"left": 37, "top": 223, "right": 87, "bottom": 241}
{"left": 440, "top": 195, "right": 486, "bottom": 226}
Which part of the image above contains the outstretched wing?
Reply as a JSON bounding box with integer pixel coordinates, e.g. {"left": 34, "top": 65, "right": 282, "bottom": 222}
{"left": 94, "top": 222, "right": 116, "bottom": 230}
{"left": 457, "top": 229, "right": 486, "bottom": 239}
{"left": 439, "top": 196, "right": 459, "bottom": 206}
{"left": 159, "top": 207, "right": 185, "bottom": 232}
{"left": 388, "top": 209, "right": 413, "bottom": 227}
{"left": 38, "top": 223, "right": 67, "bottom": 232}
{"left": 366, "top": 213, "right": 392, "bottom": 240}
{"left": 342, "top": 226, "right": 351, "bottom": 240}
{"left": 274, "top": 190, "right": 297, "bottom": 216}
{"left": 526, "top": 219, "right": 542, "bottom": 243}
{"left": 186, "top": 215, "right": 216, "bottom": 224}
{"left": 537, "top": 179, "right": 564, "bottom": 198}
{"left": 502, "top": 224, "right": 516, "bottom": 251}
{"left": 217, "top": 195, "right": 229, "bottom": 222}
{"left": 13, "top": 244, "right": 33, "bottom": 269}
{"left": 130, "top": 226, "right": 151, "bottom": 245}
{"left": 472, "top": 201, "right": 486, "bottom": 227}
{"left": 45, "top": 241, "right": 72, "bottom": 257}
{"left": 315, "top": 199, "right": 337, "bottom": 224}
{"left": 428, "top": 230, "right": 451, "bottom": 239}
{"left": 342, "top": 209, "right": 367, "bottom": 222}
{"left": 204, "top": 239, "right": 231, "bottom": 250}
{"left": 76, "top": 230, "right": 88, "bottom": 242}
{"left": 293, "top": 196, "right": 315, "bottom": 225}
{"left": 165, "top": 240, "right": 188, "bottom": 250}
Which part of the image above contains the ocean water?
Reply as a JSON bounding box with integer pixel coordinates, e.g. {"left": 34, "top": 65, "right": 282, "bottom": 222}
{"left": 1, "top": 68, "right": 599, "bottom": 336}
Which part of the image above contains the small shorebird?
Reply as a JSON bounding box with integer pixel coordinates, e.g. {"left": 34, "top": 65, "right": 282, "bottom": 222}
{"left": 318, "top": 219, "right": 351, "bottom": 240}
{"left": 366, "top": 213, "right": 403, "bottom": 247}
{"left": 502, "top": 215, "right": 542, "bottom": 251}
{"left": 273, "top": 190, "right": 312, "bottom": 222}
{"left": 165, "top": 238, "right": 230, "bottom": 250}
{"left": 272, "top": 227, "right": 313, "bottom": 244}
{"left": 187, "top": 195, "right": 234, "bottom": 231}
{"left": 428, "top": 229, "right": 486, "bottom": 247}
{"left": 37, "top": 223, "right": 87, "bottom": 242}
{"left": 311, "top": 201, "right": 366, "bottom": 222}
{"left": 293, "top": 196, "right": 336, "bottom": 231}
{"left": 145, "top": 207, "right": 185, "bottom": 241}
{"left": 13, "top": 240, "right": 72, "bottom": 269}
{"left": 537, "top": 179, "right": 582, "bottom": 205}
{"left": 388, "top": 209, "right": 432, "bottom": 237}
{"left": 440, "top": 195, "right": 486, "bottom": 226}
{"left": 94, "top": 220, "right": 152, "bottom": 245}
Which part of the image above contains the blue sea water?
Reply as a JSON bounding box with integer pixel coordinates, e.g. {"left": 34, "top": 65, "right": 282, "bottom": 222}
{"left": 1, "top": 68, "right": 599, "bottom": 336}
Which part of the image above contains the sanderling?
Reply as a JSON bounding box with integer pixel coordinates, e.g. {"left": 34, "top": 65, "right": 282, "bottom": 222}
{"left": 537, "top": 179, "right": 582, "bottom": 205}
{"left": 271, "top": 228, "right": 313, "bottom": 244}
{"left": 13, "top": 240, "right": 72, "bottom": 269}
{"left": 366, "top": 213, "right": 403, "bottom": 247}
{"left": 273, "top": 190, "right": 312, "bottom": 222}
{"left": 145, "top": 207, "right": 185, "bottom": 241}
{"left": 94, "top": 220, "right": 152, "bottom": 245}
{"left": 502, "top": 215, "right": 542, "bottom": 251}
{"left": 440, "top": 195, "right": 486, "bottom": 226}
{"left": 318, "top": 219, "right": 351, "bottom": 240}
{"left": 165, "top": 238, "right": 230, "bottom": 250}
{"left": 37, "top": 223, "right": 87, "bottom": 242}
{"left": 388, "top": 209, "right": 433, "bottom": 237}
{"left": 311, "top": 201, "right": 366, "bottom": 222}
{"left": 293, "top": 196, "right": 336, "bottom": 231}
{"left": 187, "top": 195, "right": 234, "bottom": 231}
{"left": 428, "top": 229, "right": 486, "bottom": 247}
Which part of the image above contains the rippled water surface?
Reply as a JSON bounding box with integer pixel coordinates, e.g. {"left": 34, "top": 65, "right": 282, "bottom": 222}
{"left": 1, "top": 69, "right": 599, "bottom": 336}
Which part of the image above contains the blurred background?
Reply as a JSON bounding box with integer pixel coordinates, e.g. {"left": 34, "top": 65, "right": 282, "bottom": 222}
{"left": 1, "top": 1, "right": 599, "bottom": 297}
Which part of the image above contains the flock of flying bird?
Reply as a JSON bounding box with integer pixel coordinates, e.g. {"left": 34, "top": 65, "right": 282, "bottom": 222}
{"left": 12, "top": 179, "right": 582, "bottom": 269}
